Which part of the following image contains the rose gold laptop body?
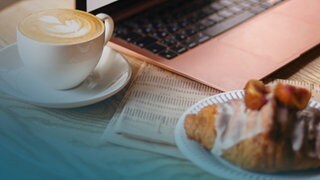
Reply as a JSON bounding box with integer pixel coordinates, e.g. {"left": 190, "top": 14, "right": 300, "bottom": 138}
{"left": 110, "top": 0, "right": 320, "bottom": 91}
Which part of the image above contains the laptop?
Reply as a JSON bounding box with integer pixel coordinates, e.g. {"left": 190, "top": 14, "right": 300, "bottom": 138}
{"left": 76, "top": 0, "right": 320, "bottom": 91}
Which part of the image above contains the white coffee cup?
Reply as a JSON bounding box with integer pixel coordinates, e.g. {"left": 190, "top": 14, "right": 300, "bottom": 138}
{"left": 17, "top": 9, "right": 114, "bottom": 90}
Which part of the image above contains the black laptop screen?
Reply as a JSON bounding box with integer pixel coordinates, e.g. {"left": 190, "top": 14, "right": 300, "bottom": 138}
{"left": 87, "top": 0, "right": 118, "bottom": 12}
{"left": 76, "top": 0, "right": 144, "bottom": 14}
{"left": 76, "top": 0, "right": 166, "bottom": 19}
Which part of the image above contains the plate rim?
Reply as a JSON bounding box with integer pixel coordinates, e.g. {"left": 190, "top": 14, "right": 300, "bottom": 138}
{"left": 175, "top": 90, "right": 320, "bottom": 180}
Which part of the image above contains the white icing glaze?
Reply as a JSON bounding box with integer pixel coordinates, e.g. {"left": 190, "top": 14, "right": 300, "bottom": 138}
{"left": 211, "top": 101, "right": 269, "bottom": 156}
{"left": 292, "top": 120, "right": 305, "bottom": 151}
{"left": 208, "top": 89, "right": 320, "bottom": 159}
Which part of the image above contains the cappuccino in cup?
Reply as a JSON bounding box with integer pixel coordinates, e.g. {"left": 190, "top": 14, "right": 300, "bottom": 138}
{"left": 17, "top": 9, "right": 114, "bottom": 90}
{"left": 18, "top": 9, "right": 104, "bottom": 44}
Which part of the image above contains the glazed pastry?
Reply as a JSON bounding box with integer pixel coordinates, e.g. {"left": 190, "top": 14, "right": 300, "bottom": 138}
{"left": 184, "top": 80, "right": 320, "bottom": 172}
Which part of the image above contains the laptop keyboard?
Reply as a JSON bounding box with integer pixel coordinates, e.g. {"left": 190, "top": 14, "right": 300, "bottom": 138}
{"left": 114, "top": 0, "right": 284, "bottom": 59}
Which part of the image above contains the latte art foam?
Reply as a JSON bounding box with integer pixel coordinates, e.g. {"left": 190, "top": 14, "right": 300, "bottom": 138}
{"left": 39, "top": 16, "right": 90, "bottom": 38}
{"left": 18, "top": 9, "right": 104, "bottom": 44}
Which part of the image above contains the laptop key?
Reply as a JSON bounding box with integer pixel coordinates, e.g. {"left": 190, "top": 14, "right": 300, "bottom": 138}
{"left": 202, "top": 6, "right": 217, "bottom": 15}
{"left": 159, "top": 50, "right": 177, "bottom": 59}
{"left": 149, "top": 31, "right": 168, "bottom": 39}
{"left": 183, "top": 31, "right": 211, "bottom": 48}
{"left": 160, "top": 36, "right": 178, "bottom": 47}
{"left": 144, "top": 26, "right": 155, "bottom": 33}
{"left": 247, "top": 0, "right": 260, "bottom": 4}
{"left": 218, "top": 10, "right": 234, "bottom": 18}
{"left": 201, "top": 18, "right": 215, "bottom": 28}
{"left": 135, "top": 36, "right": 157, "bottom": 47}
{"left": 118, "top": 32, "right": 143, "bottom": 43}
{"left": 174, "top": 32, "right": 188, "bottom": 41}
{"left": 183, "top": 38, "right": 198, "bottom": 48}
{"left": 239, "top": 2, "right": 251, "bottom": 9}
{"left": 170, "top": 44, "right": 187, "bottom": 54}
{"left": 168, "top": 23, "right": 180, "bottom": 33}
{"left": 146, "top": 43, "right": 166, "bottom": 54}
{"left": 220, "top": 0, "right": 234, "bottom": 7}
{"left": 261, "top": 2, "right": 274, "bottom": 8}
{"left": 195, "top": 23, "right": 206, "bottom": 31}
{"left": 186, "top": 32, "right": 210, "bottom": 45}
{"left": 194, "top": 11, "right": 209, "bottom": 20}
{"left": 189, "top": 13, "right": 203, "bottom": 24}
{"left": 270, "top": 0, "right": 283, "bottom": 5}
{"left": 152, "top": 21, "right": 165, "bottom": 29}
{"left": 185, "top": 26, "right": 198, "bottom": 36}
{"left": 204, "top": 11, "right": 254, "bottom": 37}
{"left": 195, "top": 33, "right": 211, "bottom": 44}
{"left": 211, "top": 2, "right": 224, "bottom": 10}
{"left": 178, "top": 18, "right": 190, "bottom": 27}
{"left": 209, "top": 14, "right": 224, "bottom": 23}
{"left": 228, "top": 6, "right": 243, "bottom": 14}
{"left": 250, "top": 6, "right": 266, "bottom": 14}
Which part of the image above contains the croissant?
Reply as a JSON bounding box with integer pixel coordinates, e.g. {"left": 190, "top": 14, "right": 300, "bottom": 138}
{"left": 184, "top": 80, "right": 320, "bottom": 172}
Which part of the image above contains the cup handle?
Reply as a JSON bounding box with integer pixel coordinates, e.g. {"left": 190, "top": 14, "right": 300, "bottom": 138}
{"left": 96, "top": 13, "right": 114, "bottom": 46}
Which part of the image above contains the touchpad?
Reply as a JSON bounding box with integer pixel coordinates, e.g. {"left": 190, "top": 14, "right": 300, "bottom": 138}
{"left": 218, "top": 12, "right": 320, "bottom": 63}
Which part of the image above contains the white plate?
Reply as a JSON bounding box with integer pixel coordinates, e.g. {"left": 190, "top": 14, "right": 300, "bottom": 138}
{"left": 0, "top": 44, "right": 132, "bottom": 108}
{"left": 175, "top": 90, "right": 320, "bottom": 180}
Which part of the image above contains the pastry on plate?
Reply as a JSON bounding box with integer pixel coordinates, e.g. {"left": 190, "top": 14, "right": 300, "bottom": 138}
{"left": 184, "top": 80, "right": 320, "bottom": 172}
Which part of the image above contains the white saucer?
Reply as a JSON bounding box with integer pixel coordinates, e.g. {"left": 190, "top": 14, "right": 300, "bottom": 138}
{"left": 0, "top": 44, "right": 132, "bottom": 108}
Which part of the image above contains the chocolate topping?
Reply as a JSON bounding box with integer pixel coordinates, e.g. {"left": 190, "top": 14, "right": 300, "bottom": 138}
{"left": 294, "top": 107, "right": 320, "bottom": 158}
